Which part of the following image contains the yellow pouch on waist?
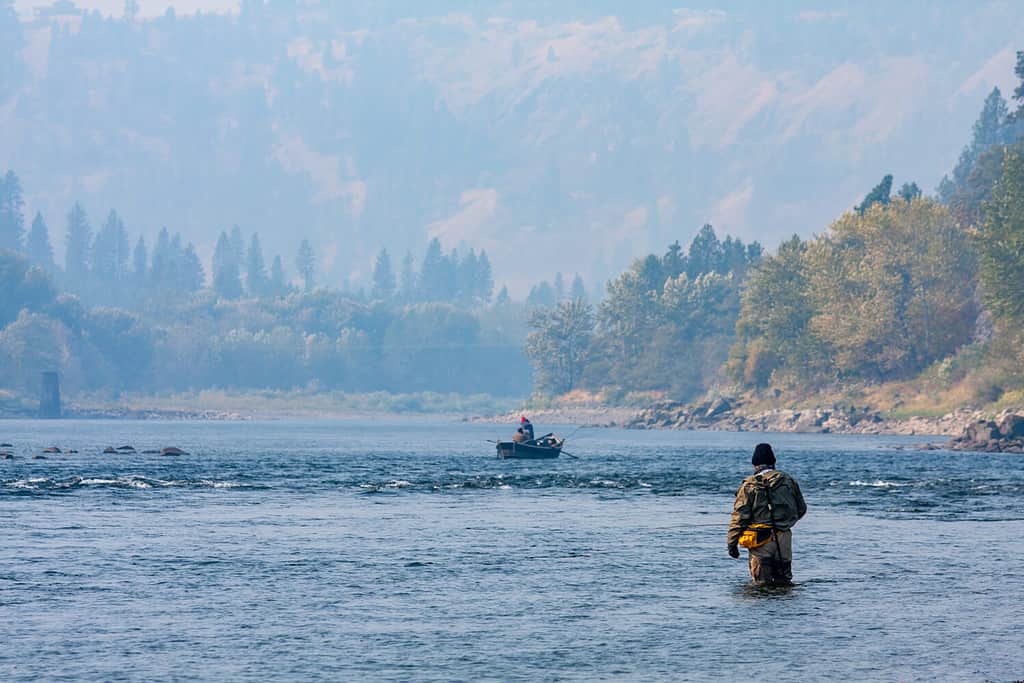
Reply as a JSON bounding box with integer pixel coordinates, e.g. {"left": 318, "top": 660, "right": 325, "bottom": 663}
{"left": 738, "top": 524, "right": 774, "bottom": 549}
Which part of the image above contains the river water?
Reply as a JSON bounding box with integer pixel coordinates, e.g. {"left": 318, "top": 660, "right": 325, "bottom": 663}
{"left": 0, "top": 419, "right": 1021, "bottom": 681}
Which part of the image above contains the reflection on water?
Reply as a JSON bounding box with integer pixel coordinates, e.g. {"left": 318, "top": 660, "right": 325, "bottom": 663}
{"left": 0, "top": 419, "right": 1021, "bottom": 681}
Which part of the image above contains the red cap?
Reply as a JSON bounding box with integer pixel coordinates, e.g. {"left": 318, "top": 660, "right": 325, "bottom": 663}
{"left": 520, "top": 416, "right": 527, "bottom": 423}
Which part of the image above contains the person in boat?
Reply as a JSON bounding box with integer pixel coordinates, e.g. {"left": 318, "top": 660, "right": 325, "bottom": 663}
{"left": 727, "top": 443, "right": 807, "bottom": 586}
{"left": 512, "top": 427, "right": 527, "bottom": 443}
{"left": 519, "top": 416, "right": 534, "bottom": 441}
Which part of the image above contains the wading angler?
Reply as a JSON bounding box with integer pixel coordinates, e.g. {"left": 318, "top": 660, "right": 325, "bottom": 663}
{"left": 728, "top": 443, "right": 807, "bottom": 586}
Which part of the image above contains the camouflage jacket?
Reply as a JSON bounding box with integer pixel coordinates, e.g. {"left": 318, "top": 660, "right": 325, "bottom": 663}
{"left": 728, "top": 468, "right": 807, "bottom": 547}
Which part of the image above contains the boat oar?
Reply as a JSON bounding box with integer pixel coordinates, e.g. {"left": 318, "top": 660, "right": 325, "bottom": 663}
{"left": 560, "top": 450, "right": 579, "bottom": 460}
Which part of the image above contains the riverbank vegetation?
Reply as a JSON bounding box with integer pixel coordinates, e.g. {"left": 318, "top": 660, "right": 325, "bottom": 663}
{"left": 526, "top": 53, "right": 1024, "bottom": 416}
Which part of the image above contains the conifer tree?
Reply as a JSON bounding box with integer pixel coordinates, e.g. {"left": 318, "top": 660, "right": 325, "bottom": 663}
{"left": 246, "top": 233, "right": 268, "bottom": 297}
{"left": 570, "top": 274, "right": 587, "bottom": 301}
{"left": 0, "top": 170, "right": 25, "bottom": 252}
{"left": 295, "top": 239, "right": 315, "bottom": 292}
{"left": 663, "top": 241, "right": 685, "bottom": 278}
{"left": 150, "top": 228, "right": 171, "bottom": 291}
{"left": 399, "top": 251, "right": 416, "bottom": 302}
{"left": 418, "top": 238, "right": 445, "bottom": 301}
{"left": 132, "top": 236, "right": 148, "bottom": 288}
{"left": 687, "top": 224, "right": 724, "bottom": 276}
{"left": 856, "top": 174, "right": 893, "bottom": 214}
{"left": 495, "top": 285, "right": 510, "bottom": 306}
{"left": 270, "top": 254, "right": 287, "bottom": 296}
{"left": 92, "top": 210, "right": 123, "bottom": 286}
{"left": 213, "top": 231, "right": 243, "bottom": 299}
{"left": 64, "top": 202, "right": 92, "bottom": 283}
{"left": 182, "top": 243, "right": 205, "bottom": 292}
{"left": 553, "top": 272, "right": 565, "bottom": 301}
{"left": 476, "top": 250, "right": 494, "bottom": 303}
{"left": 372, "top": 248, "right": 396, "bottom": 299}
{"left": 26, "top": 211, "right": 55, "bottom": 272}
{"left": 977, "top": 149, "right": 1024, "bottom": 322}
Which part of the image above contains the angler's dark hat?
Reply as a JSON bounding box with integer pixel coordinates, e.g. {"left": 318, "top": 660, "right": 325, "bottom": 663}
{"left": 752, "top": 443, "right": 776, "bottom": 466}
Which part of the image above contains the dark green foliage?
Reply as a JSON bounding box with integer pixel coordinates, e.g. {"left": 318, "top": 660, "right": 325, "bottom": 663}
{"left": 856, "top": 174, "right": 893, "bottom": 214}
{"left": 0, "top": 170, "right": 25, "bottom": 252}
{"left": 976, "top": 148, "right": 1024, "bottom": 322}
{"left": 526, "top": 299, "right": 594, "bottom": 394}
{"left": 898, "top": 182, "right": 922, "bottom": 202}
{"left": 0, "top": 249, "right": 56, "bottom": 327}
{"left": 26, "top": 212, "right": 55, "bottom": 272}
{"left": 132, "top": 237, "right": 147, "bottom": 287}
{"left": 583, "top": 226, "right": 761, "bottom": 398}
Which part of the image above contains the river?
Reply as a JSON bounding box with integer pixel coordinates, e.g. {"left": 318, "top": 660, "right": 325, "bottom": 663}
{"left": 0, "top": 419, "right": 1020, "bottom": 681}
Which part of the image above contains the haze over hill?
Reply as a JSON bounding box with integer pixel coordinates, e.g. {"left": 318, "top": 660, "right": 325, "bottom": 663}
{"left": 1, "top": 1, "right": 1022, "bottom": 293}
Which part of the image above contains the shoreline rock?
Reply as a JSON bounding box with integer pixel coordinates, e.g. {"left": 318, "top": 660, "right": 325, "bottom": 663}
{"left": 945, "top": 411, "right": 1024, "bottom": 453}
{"left": 624, "top": 398, "right": 998, "bottom": 439}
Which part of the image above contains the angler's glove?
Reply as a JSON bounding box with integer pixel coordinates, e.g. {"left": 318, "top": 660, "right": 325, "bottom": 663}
{"left": 728, "top": 544, "right": 740, "bottom": 558}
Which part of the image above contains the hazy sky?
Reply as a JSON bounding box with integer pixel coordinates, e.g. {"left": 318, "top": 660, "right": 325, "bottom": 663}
{"left": 15, "top": 0, "right": 238, "bottom": 17}
{"left": 3, "top": 1, "right": 1024, "bottom": 292}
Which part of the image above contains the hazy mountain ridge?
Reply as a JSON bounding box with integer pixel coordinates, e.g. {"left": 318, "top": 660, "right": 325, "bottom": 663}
{"left": 0, "top": 2, "right": 1021, "bottom": 292}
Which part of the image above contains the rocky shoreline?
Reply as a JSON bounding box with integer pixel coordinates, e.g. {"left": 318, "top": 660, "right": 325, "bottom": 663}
{"left": 624, "top": 397, "right": 1024, "bottom": 452}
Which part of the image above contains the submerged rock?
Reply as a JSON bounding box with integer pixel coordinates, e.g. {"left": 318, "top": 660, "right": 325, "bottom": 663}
{"left": 160, "top": 447, "right": 188, "bottom": 456}
{"left": 0, "top": 442, "right": 13, "bottom": 448}
{"left": 42, "top": 447, "right": 61, "bottom": 453}
{"left": 116, "top": 445, "right": 136, "bottom": 452}
{"left": 102, "top": 447, "right": 117, "bottom": 454}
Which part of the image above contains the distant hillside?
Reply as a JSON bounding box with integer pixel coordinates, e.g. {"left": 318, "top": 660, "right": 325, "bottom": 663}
{"left": 0, "top": 1, "right": 1022, "bottom": 292}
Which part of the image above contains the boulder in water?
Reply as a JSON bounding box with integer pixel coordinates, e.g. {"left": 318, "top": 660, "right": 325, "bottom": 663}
{"left": 33, "top": 454, "right": 46, "bottom": 460}
{"left": 160, "top": 446, "right": 188, "bottom": 456}
{"left": 103, "top": 447, "right": 117, "bottom": 454}
{"left": 0, "top": 442, "right": 13, "bottom": 448}
{"left": 42, "top": 447, "right": 61, "bottom": 453}
{"left": 116, "top": 445, "right": 136, "bottom": 452}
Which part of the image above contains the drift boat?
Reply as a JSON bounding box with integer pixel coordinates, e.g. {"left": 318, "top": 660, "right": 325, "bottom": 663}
{"left": 495, "top": 433, "right": 565, "bottom": 459}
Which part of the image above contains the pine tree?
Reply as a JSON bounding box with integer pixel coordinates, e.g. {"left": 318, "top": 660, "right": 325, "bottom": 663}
{"left": 418, "top": 238, "right": 445, "bottom": 301}
{"left": 270, "top": 254, "right": 287, "bottom": 296}
{"left": 495, "top": 285, "right": 510, "bottom": 306}
{"left": 570, "top": 274, "right": 587, "bottom": 301}
{"left": 476, "top": 250, "right": 494, "bottom": 303}
{"left": 92, "top": 210, "right": 122, "bottom": 286}
{"left": 0, "top": 170, "right": 25, "bottom": 252}
{"left": 64, "top": 202, "right": 92, "bottom": 283}
{"left": 856, "top": 174, "right": 893, "bottom": 214}
{"left": 663, "top": 240, "right": 685, "bottom": 278}
{"left": 182, "top": 243, "right": 205, "bottom": 292}
{"left": 213, "top": 231, "right": 243, "bottom": 299}
{"left": 132, "top": 236, "right": 148, "bottom": 288}
{"left": 372, "top": 248, "right": 396, "bottom": 299}
{"left": 229, "top": 224, "right": 245, "bottom": 270}
{"left": 399, "top": 250, "right": 416, "bottom": 302}
{"left": 456, "top": 248, "right": 478, "bottom": 304}
{"left": 976, "top": 148, "right": 1024, "bottom": 322}
{"left": 295, "top": 239, "right": 315, "bottom": 292}
{"left": 898, "top": 182, "right": 922, "bottom": 202}
{"left": 150, "top": 227, "right": 171, "bottom": 291}
{"left": 553, "top": 272, "right": 565, "bottom": 301}
{"left": 26, "top": 212, "right": 55, "bottom": 272}
{"left": 246, "top": 233, "right": 268, "bottom": 297}
{"left": 687, "top": 224, "right": 723, "bottom": 276}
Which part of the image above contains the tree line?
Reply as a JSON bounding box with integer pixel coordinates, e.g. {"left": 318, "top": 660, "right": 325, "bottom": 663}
{"left": 527, "top": 52, "right": 1024, "bottom": 405}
